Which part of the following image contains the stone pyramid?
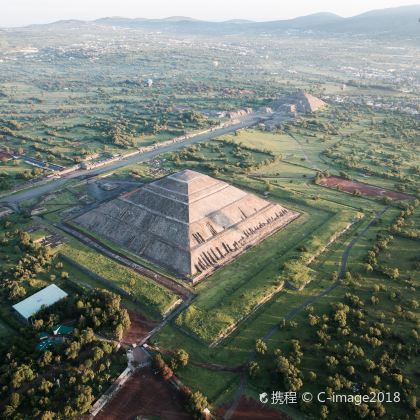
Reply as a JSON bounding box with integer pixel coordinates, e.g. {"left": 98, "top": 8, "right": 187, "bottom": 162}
{"left": 273, "top": 91, "right": 327, "bottom": 114}
{"left": 74, "top": 170, "right": 300, "bottom": 282}
{"left": 295, "top": 91, "right": 327, "bottom": 113}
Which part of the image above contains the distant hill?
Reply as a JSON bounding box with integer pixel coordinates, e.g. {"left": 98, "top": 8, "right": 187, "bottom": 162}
{"left": 14, "top": 5, "right": 420, "bottom": 39}
{"left": 250, "top": 12, "right": 343, "bottom": 32}
{"left": 314, "top": 5, "right": 420, "bottom": 37}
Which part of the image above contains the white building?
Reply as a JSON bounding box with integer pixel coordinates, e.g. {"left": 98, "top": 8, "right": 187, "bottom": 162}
{"left": 12, "top": 284, "right": 68, "bottom": 322}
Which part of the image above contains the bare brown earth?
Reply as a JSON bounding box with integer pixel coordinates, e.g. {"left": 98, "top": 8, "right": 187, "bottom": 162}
{"left": 121, "top": 310, "right": 158, "bottom": 345}
{"left": 318, "top": 176, "right": 412, "bottom": 200}
{"left": 96, "top": 367, "right": 191, "bottom": 420}
{"left": 218, "top": 396, "right": 290, "bottom": 419}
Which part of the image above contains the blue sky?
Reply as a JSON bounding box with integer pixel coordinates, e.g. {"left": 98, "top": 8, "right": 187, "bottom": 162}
{"left": 1, "top": 0, "right": 417, "bottom": 27}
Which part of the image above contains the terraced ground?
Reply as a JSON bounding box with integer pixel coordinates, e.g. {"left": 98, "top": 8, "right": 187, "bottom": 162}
{"left": 59, "top": 238, "right": 179, "bottom": 318}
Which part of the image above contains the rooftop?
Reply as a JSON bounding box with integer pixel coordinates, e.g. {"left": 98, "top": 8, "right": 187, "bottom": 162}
{"left": 12, "top": 284, "right": 68, "bottom": 320}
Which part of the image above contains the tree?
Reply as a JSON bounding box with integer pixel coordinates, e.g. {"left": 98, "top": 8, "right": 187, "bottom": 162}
{"left": 115, "top": 324, "right": 124, "bottom": 341}
{"left": 65, "top": 341, "right": 81, "bottom": 360}
{"left": 248, "top": 361, "right": 260, "bottom": 378}
{"left": 187, "top": 391, "right": 209, "bottom": 419}
{"left": 152, "top": 354, "right": 165, "bottom": 371}
{"left": 171, "top": 349, "right": 189, "bottom": 370}
{"left": 255, "top": 339, "right": 267, "bottom": 355}
{"left": 308, "top": 371, "right": 317, "bottom": 382}
{"left": 8, "top": 393, "right": 20, "bottom": 409}
{"left": 93, "top": 347, "right": 104, "bottom": 362}
{"left": 282, "top": 260, "right": 313, "bottom": 289}
{"left": 74, "top": 385, "right": 95, "bottom": 414}
{"left": 41, "top": 412, "right": 55, "bottom": 420}
{"left": 408, "top": 394, "right": 417, "bottom": 410}
{"left": 11, "top": 364, "right": 36, "bottom": 389}
{"left": 320, "top": 405, "right": 329, "bottom": 419}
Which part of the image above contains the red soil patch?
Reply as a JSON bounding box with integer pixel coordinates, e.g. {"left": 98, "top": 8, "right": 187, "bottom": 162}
{"left": 122, "top": 310, "right": 158, "bottom": 345}
{"left": 219, "top": 396, "right": 290, "bottom": 420}
{"left": 0, "top": 152, "right": 13, "bottom": 160}
{"left": 318, "top": 176, "right": 412, "bottom": 200}
{"left": 96, "top": 368, "right": 190, "bottom": 420}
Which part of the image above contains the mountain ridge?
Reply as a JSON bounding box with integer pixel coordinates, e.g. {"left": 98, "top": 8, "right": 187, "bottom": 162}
{"left": 6, "top": 5, "right": 420, "bottom": 38}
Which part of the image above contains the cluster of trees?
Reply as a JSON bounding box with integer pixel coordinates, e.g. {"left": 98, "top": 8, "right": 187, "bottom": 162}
{"left": 0, "top": 159, "right": 46, "bottom": 191}
{"left": 152, "top": 350, "right": 211, "bottom": 419}
{"left": 169, "top": 140, "right": 277, "bottom": 176}
{"left": 247, "top": 267, "right": 418, "bottom": 419}
{"left": 287, "top": 117, "right": 341, "bottom": 137}
{"left": 0, "top": 325, "right": 124, "bottom": 418}
{"left": 366, "top": 201, "right": 418, "bottom": 275}
{"left": 1, "top": 218, "right": 132, "bottom": 417}
{"left": 179, "top": 386, "right": 210, "bottom": 420}
{"left": 274, "top": 340, "right": 304, "bottom": 392}
{"left": 0, "top": 290, "right": 129, "bottom": 418}
{"left": 180, "top": 110, "right": 209, "bottom": 126}
{"left": 152, "top": 354, "right": 174, "bottom": 380}
{"left": 0, "top": 227, "right": 54, "bottom": 301}
{"left": 321, "top": 115, "right": 419, "bottom": 189}
{"left": 35, "top": 289, "right": 131, "bottom": 341}
{"left": 83, "top": 108, "right": 212, "bottom": 150}
{"left": 152, "top": 348, "right": 190, "bottom": 381}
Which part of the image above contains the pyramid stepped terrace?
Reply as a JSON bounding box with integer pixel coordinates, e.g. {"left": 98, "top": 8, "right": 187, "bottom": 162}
{"left": 273, "top": 91, "right": 327, "bottom": 114}
{"left": 73, "top": 170, "right": 300, "bottom": 283}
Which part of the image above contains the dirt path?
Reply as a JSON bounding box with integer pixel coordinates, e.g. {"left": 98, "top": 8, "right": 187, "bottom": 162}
{"left": 287, "top": 132, "right": 320, "bottom": 171}
{"left": 223, "top": 207, "right": 389, "bottom": 419}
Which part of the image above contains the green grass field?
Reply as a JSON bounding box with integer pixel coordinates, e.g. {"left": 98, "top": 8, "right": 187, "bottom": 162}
{"left": 149, "top": 110, "right": 418, "bottom": 414}
{"left": 59, "top": 238, "right": 179, "bottom": 318}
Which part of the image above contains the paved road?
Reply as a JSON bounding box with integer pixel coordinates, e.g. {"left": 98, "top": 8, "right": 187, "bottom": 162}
{"left": 223, "top": 207, "right": 388, "bottom": 419}
{"left": 2, "top": 116, "right": 260, "bottom": 206}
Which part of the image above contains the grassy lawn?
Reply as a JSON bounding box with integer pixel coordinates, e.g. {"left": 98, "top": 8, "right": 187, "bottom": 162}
{"left": 59, "top": 238, "right": 179, "bottom": 318}
{"left": 249, "top": 211, "right": 419, "bottom": 419}
{"left": 171, "top": 175, "right": 359, "bottom": 345}
{"left": 58, "top": 258, "right": 152, "bottom": 316}
{"left": 149, "top": 110, "right": 419, "bottom": 414}
{"left": 175, "top": 364, "right": 240, "bottom": 406}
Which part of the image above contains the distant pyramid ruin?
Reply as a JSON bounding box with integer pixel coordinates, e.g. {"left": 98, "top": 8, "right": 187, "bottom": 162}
{"left": 273, "top": 91, "right": 327, "bottom": 114}
{"left": 73, "top": 170, "right": 300, "bottom": 283}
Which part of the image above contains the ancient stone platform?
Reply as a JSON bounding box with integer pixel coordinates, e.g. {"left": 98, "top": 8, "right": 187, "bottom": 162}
{"left": 74, "top": 170, "right": 300, "bottom": 282}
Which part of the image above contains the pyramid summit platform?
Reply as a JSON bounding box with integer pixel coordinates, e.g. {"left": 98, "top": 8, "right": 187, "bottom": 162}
{"left": 73, "top": 170, "right": 300, "bottom": 282}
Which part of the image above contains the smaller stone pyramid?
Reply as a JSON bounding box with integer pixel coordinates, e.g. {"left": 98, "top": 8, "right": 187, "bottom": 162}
{"left": 294, "top": 91, "right": 327, "bottom": 113}
{"left": 274, "top": 91, "right": 327, "bottom": 114}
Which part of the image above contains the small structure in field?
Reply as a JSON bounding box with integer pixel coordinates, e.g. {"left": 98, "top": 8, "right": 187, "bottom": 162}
{"left": 12, "top": 284, "right": 68, "bottom": 323}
